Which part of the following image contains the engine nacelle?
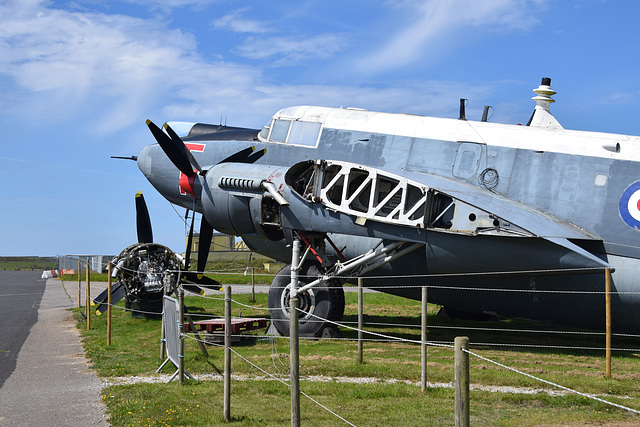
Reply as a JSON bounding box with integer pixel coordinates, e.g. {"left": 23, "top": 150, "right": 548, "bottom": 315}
{"left": 201, "top": 163, "right": 288, "bottom": 240}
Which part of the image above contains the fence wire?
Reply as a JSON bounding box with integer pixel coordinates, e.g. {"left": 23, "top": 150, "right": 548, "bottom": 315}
{"left": 182, "top": 333, "right": 357, "bottom": 426}
{"left": 464, "top": 348, "right": 640, "bottom": 415}
{"left": 77, "top": 276, "right": 640, "bottom": 422}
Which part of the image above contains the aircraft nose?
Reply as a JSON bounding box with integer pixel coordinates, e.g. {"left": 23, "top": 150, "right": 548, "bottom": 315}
{"left": 137, "top": 145, "right": 153, "bottom": 178}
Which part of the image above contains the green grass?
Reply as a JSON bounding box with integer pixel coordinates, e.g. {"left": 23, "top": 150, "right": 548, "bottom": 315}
{"left": 72, "top": 287, "right": 640, "bottom": 426}
{"left": 1, "top": 256, "right": 58, "bottom": 271}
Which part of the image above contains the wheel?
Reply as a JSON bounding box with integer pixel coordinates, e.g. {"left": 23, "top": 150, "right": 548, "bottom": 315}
{"left": 268, "top": 262, "right": 345, "bottom": 337}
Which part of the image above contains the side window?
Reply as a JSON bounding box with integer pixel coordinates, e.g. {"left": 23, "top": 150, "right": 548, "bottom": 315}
{"left": 259, "top": 125, "right": 270, "bottom": 141}
{"left": 270, "top": 120, "right": 291, "bottom": 142}
{"left": 288, "top": 121, "right": 321, "bottom": 147}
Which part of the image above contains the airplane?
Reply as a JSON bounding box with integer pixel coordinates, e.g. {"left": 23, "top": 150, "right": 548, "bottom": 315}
{"left": 128, "top": 77, "right": 640, "bottom": 336}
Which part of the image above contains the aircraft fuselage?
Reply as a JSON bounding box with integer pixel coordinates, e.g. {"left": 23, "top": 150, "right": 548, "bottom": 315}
{"left": 138, "top": 100, "right": 640, "bottom": 332}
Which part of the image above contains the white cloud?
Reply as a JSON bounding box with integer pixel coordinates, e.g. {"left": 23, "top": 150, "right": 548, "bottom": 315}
{"left": 236, "top": 34, "right": 347, "bottom": 66}
{"left": 0, "top": 0, "right": 521, "bottom": 135}
{"left": 115, "top": 0, "right": 219, "bottom": 11}
{"left": 212, "top": 7, "right": 272, "bottom": 33}
{"left": 356, "top": 0, "right": 546, "bottom": 74}
{"left": 0, "top": 1, "right": 229, "bottom": 131}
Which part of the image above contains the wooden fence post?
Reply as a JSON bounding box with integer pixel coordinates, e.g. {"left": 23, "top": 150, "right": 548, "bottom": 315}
{"left": 77, "top": 258, "right": 81, "bottom": 309}
{"left": 421, "top": 286, "right": 427, "bottom": 391}
{"left": 358, "top": 277, "right": 364, "bottom": 363}
{"left": 606, "top": 267, "right": 612, "bottom": 378}
{"left": 251, "top": 267, "right": 256, "bottom": 302}
{"left": 224, "top": 286, "right": 231, "bottom": 422}
{"left": 107, "top": 262, "right": 112, "bottom": 346}
{"left": 290, "top": 238, "right": 301, "bottom": 427}
{"left": 86, "top": 260, "right": 91, "bottom": 330}
{"left": 455, "top": 336, "right": 470, "bottom": 427}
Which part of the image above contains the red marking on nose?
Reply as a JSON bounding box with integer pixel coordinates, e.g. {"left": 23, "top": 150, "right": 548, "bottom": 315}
{"left": 180, "top": 171, "right": 198, "bottom": 198}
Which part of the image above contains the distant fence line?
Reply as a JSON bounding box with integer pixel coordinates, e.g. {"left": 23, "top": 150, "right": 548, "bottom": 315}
{"left": 1, "top": 255, "right": 115, "bottom": 273}
{"left": 1, "top": 251, "right": 279, "bottom": 273}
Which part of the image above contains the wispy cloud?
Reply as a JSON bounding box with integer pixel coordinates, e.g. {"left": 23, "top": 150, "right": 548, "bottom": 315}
{"left": 355, "top": 0, "right": 546, "bottom": 74}
{"left": 236, "top": 34, "right": 348, "bottom": 66}
{"left": 0, "top": 0, "right": 525, "bottom": 134}
{"left": 212, "top": 7, "right": 272, "bottom": 33}
{"left": 0, "top": 1, "right": 271, "bottom": 134}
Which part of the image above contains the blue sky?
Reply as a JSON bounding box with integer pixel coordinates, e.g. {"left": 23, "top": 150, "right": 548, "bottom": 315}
{"left": 1, "top": 0, "right": 639, "bottom": 257}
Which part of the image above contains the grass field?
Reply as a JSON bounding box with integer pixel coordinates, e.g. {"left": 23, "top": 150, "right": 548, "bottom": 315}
{"left": 1, "top": 256, "right": 58, "bottom": 271}
{"left": 74, "top": 288, "right": 640, "bottom": 426}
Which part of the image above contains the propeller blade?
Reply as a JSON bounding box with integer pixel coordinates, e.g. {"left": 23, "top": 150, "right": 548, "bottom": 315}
{"left": 182, "top": 283, "right": 206, "bottom": 295}
{"left": 93, "top": 282, "right": 126, "bottom": 315}
{"left": 219, "top": 146, "right": 255, "bottom": 164}
{"left": 135, "top": 191, "right": 153, "bottom": 244}
{"left": 184, "top": 209, "right": 195, "bottom": 270}
{"left": 146, "top": 119, "right": 195, "bottom": 177}
{"left": 197, "top": 216, "right": 214, "bottom": 277}
{"left": 180, "top": 271, "right": 222, "bottom": 291}
{"left": 243, "top": 148, "right": 266, "bottom": 164}
{"left": 164, "top": 123, "right": 203, "bottom": 174}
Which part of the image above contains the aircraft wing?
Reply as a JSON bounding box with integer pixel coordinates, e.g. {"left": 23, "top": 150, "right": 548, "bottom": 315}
{"left": 276, "top": 160, "right": 609, "bottom": 269}
{"left": 401, "top": 167, "right": 608, "bottom": 268}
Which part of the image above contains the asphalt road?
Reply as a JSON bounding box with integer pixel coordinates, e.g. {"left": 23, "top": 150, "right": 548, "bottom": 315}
{"left": 0, "top": 272, "right": 107, "bottom": 425}
{"left": 0, "top": 270, "right": 45, "bottom": 389}
{"left": 0, "top": 274, "right": 375, "bottom": 426}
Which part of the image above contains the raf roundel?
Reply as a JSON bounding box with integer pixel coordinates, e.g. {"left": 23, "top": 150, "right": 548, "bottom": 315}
{"left": 619, "top": 181, "right": 640, "bottom": 230}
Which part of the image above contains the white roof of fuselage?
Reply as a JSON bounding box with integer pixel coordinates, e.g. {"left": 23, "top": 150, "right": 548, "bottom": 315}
{"left": 271, "top": 105, "right": 640, "bottom": 162}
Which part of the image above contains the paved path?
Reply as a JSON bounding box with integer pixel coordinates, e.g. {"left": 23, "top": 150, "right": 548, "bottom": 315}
{"left": 0, "top": 271, "right": 45, "bottom": 389}
{"left": 0, "top": 271, "right": 379, "bottom": 426}
{"left": 0, "top": 273, "right": 107, "bottom": 426}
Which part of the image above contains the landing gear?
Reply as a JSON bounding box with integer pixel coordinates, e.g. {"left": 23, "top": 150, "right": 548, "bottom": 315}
{"left": 266, "top": 231, "right": 424, "bottom": 338}
{"left": 267, "top": 262, "right": 344, "bottom": 337}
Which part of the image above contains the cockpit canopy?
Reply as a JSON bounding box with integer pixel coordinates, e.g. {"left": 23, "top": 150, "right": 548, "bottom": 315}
{"left": 258, "top": 106, "right": 325, "bottom": 147}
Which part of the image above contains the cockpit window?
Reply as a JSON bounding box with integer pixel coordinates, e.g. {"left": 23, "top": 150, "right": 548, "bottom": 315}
{"left": 288, "top": 121, "right": 321, "bottom": 147}
{"left": 260, "top": 115, "right": 322, "bottom": 146}
{"left": 270, "top": 119, "right": 291, "bottom": 142}
{"left": 259, "top": 125, "right": 270, "bottom": 141}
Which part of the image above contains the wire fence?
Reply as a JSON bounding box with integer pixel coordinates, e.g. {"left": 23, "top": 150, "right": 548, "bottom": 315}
{"left": 69, "top": 267, "right": 640, "bottom": 426}
{"left": 183, "top": 293, "right": 640, "bottom": 423}
{"left": 71, "top": 261, "right": 640, "bottom": 349}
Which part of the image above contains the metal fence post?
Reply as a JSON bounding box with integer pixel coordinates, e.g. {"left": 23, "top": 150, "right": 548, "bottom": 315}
{"left": 178, "top": 287, "right": 185, "bottom": 385}
{"left": 160, "top": 286, "right": 167, "bottom": 360}
{"left": 455, "top": 336, "right": 470, "bottom": 427}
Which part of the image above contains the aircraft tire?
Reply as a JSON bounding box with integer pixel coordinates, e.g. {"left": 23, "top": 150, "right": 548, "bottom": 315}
{"left": 268, "top": 262, "right": 344, "bottom": 337}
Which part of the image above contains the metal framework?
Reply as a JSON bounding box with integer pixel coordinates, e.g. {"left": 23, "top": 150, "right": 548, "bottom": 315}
{"left": 311, "top": 160, "right": 429, "bottom": 228}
